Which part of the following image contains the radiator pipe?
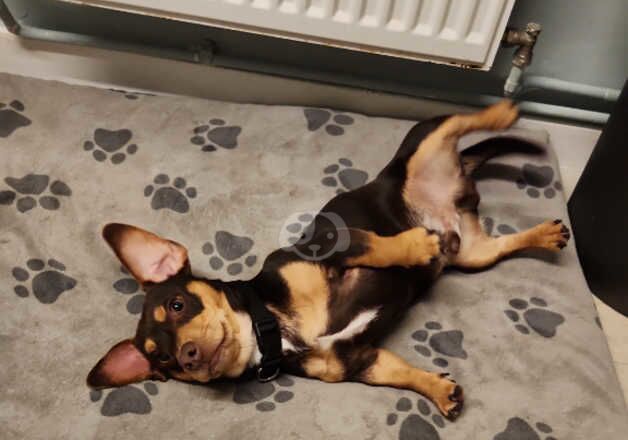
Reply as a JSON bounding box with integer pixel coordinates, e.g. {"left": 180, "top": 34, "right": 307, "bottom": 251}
{"left": 517, "top": 76, "right": 620, "bottom": 102}
{"left": 0, "top": 1, "right": 613, "bottom": 125}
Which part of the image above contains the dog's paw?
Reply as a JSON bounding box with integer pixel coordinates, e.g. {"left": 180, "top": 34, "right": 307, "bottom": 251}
{"left": 406, "top": 228, "right": 441, "bottom": 265}
{"left": 431, "top": 373, "right": 464, "bottom": 420}
{"left": 482, "top": 99, "right": 519, "bottom": 130}
{"left": 529, "top": 219, "right": 570, "bottom": 251}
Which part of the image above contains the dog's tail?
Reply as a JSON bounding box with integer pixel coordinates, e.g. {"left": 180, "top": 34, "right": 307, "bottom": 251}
{"left": 460, "top": 136, "right": 544, "bottom": 175}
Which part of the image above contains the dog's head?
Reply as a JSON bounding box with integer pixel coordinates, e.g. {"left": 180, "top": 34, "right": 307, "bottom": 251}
{"left": 87, "top": 224, "right": 253, "bottom": 389}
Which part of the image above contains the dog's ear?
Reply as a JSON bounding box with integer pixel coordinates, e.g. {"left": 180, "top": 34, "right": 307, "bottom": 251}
{"left": 87, "top": 339, "right": 157, "bottom": 388}
{"left": 102, "top": 223, "right": 189, "bottom": 284}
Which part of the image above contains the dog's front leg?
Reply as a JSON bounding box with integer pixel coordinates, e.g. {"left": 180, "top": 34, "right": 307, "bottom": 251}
{"left": 300, "top": 346, "right": 463, "bottom": 420}
{"left": 316, "top": 227, "right": 440, "bottom": 268}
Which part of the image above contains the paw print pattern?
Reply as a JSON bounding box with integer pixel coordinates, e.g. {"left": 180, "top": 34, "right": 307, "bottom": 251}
{"left": 144, "top": 174, "right": 197, "bottom": 214}
{"left": 516, "top": 164, "right": 563, "bottom": 199}
{"left": 233, "top": 375, "right": 295, "bottom": 412}
{"left": 83, "top": 128, "right": 138, "bottom": 164}
{"left": 11, "top": 258, "right": 77, "bottom": 303}
{"left": 504, "top": 297, "right": 565, "bottom": 338}
{"left": 387, "top": 397, "right": 447, "bottom": 440}
{"left": 0, "top": 99, "right": 31, "bottom": 137}
{"left": 90, "top": 382, "right": 158, "bottom": 416}
{"left": 494, "top": 417, "right": 557, "bottom": 440}
{"left": 0, "top": 174, "right": 71, "bottom": 213}
{"left": 190, "top": 118, "right": 242, "bottom": 152}
{"left": 112, "top": 266, "right": 145, "bottom": 314}
{"left": 304, "top": 108, "right": 354, "bottom": 136}
{"left": 483, "top": 217, "right": 518, "bottom": 236}
{"left": 282, "top": 212, "right": 314, "bottom": 246}
{"left": 321, "top": 158, "right": 369, "bottom": 194}
{"left": 412, "top": 321, "right": 468, "bottom": 368}
{"left": 202, "top": 231, "right": 257, "bottom": 276}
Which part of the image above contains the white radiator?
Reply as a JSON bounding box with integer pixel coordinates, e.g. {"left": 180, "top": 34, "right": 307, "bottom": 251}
{"left": 63, "top": 0, "right": 515, "bottom": 69}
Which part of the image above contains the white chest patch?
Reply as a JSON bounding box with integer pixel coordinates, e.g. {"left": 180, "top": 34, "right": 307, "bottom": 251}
{"left": 317, "top": 308, "right": 379, "bottom": 350}
{"left": 247, "top": 335, "right": 300, "bottom": 367}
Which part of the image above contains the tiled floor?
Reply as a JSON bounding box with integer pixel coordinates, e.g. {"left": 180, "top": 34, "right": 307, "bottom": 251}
{"left": 1, "top": 26, "right": 626, "bottom": 407}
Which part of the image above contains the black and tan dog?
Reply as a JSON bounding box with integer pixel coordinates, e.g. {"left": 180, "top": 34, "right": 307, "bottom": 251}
{"left": 87, "top": 101, "right": 570, "bottom": 419}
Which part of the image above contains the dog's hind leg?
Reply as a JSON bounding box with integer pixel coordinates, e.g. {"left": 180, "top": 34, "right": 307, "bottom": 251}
{"left": 300, "top": 346, "right": 463, "bottom": 420}
{"left": 452, "top": 212, "right": 570, "bottom": 269}
{"left": 405, "top": 100, "right": 519, "bottom": 183}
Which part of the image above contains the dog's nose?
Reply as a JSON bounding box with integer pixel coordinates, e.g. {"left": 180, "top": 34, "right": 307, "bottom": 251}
{"left": 178, "top": 342, "right": 201, "bottom": 371}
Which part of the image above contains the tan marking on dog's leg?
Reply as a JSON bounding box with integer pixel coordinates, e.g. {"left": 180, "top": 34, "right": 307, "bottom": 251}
{"left": 279, "top": 262, "right": 330, "bottom": 345}
{"left": 346, "top": 228, "right": 440, "bottom": 268}
{"left": 454, "top": 214, "right": 570, "bottom": 269}
{"left": 153, "top": 305, "right": 166, "bottom": 322}
{"left": 302, "top": 349, "right": 345, "bottom": 383}
{"left": 144, "top": 338, "right": 157, "bottom": 354}
{"left": 362, "top": 349, "right": 463, "bottom": 419}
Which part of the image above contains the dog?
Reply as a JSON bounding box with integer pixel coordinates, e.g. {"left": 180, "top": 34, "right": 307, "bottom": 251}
{"left": 87, "top": 101, "right": 570, "bottom": 420}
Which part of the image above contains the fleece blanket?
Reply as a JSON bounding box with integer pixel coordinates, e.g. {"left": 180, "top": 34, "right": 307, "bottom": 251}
{"left": 0, "top": 72, "right": 625, "bottom": 440}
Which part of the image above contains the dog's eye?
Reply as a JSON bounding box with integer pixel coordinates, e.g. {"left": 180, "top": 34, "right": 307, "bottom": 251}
{"left": 169, "top": 299, "right": 184, "bottom": 312}
{"left": 157, "top": 352, "right": 171, "bottom": 363}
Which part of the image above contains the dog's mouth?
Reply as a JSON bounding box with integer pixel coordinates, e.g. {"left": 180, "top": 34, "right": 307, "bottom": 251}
{"left": 207, "top": 334, "right": 226, "bottom": 375}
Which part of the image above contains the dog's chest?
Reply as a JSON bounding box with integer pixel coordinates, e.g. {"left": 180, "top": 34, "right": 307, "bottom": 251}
{"left": 278, "top": 263, "right": 377, "bottom": 352}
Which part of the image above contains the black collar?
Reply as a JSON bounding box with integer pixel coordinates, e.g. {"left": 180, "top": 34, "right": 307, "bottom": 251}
{"left": 244, "top": 285, "right": 283, "bottom": 382}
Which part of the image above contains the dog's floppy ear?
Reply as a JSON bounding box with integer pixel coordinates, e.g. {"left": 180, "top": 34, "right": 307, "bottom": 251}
{"left": 102, "top": 223, "right": 189, "bottom": 284}
{"left": 87, "top": 339, "right": 159, "bottom": 388}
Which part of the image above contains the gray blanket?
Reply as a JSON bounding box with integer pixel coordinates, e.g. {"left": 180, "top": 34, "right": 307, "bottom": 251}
{"left": 1, "top": 73, "right": 625, "bottom": 440}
